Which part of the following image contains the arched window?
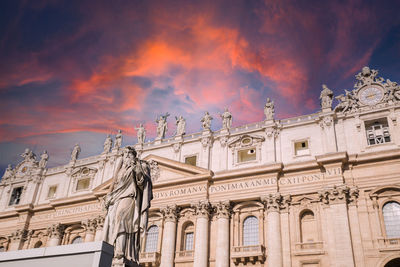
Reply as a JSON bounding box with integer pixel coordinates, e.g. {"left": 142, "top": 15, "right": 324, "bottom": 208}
{"left": 383, "top": 201, "right": 400, "bottom": 238}
{"left": 71, "top": 236, "right": 83, "bottom": 244}
{"left": 145, "top": 225, "right": 159, "bottom": 252}
{"left": 34, "top": 241, "right": 43, "bottom": 248}
{"left": 243, "top": 216, "right": 258, "bottom": 246}
{"left": 182, "top": 222, "right": 194, "bottom": 251}
{"left": 300, "top": 210, "right": 317, "bottom": 243}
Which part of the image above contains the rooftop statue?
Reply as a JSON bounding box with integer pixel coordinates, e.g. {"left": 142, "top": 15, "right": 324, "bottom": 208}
{"left": 135, "top": 124, "right": 146, "bottom": 144}
{"left": 115, "top": 130, "right": 123, "bottom": 149}
{"left": 103, "top": 146, "right": 153, "bottom": 267}
{"left": 220, "top": 108, "right": 232, "bottom": 130}
{"left": 21, "top": 148, "right": 37, "bottom": 163}
{"left": 103, "top": 135, "right": 113, "bottom": 153}
{"left": 320, "top": 84, "right": 333, "bottom": 109}
{"left": 39, "top": 151, "right": 49, "bottom": 169}
{"left": 71, "top": 144, "right": 81, "bottom": 161}
{"left": 264, "top": 98, "right": 275, "bottom": 120}
{"left": 175, "top": 115, "right": 186, "bottom": 136}
{"left": 201, "top": 111, "right": 213, "bottom": 130}
{"left": 2, "top": 164, "right": 13, "bottom": 180}
{"left": 156, "top": 113, "right": 170, "bottom": 139}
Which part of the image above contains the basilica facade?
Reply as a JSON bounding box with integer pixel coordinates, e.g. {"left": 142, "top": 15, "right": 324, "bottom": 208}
{"left": 0, "top": 67, "right": 400, "bottom": 267}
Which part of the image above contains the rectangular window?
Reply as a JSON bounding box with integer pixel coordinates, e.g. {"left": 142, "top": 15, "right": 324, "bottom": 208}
{"left": 76, "top": 178, "right": 90, "bottom": 191}
{"left": 238, "top": 148, "right": 256, "bottom": 163}
{"left": 185, "top": 232, "right": 194, "bottom": 251}
{"left": 9, "top": 187, "right": 23, "bottom": 206}
{"left": 185, "top": 155, "right": 197, "bottom": 166}
{"left": 295, "top": 140, "right": 310, "bottom": 156}
{"left": 365, "top": 118, "right": 391, "bottom": 145}
{"left": 47, "top": 185, "right": 57, "bottom": 198}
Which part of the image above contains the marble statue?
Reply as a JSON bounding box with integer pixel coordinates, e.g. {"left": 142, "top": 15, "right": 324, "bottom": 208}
{"left": 220, "top": 108, "right": 232, "bottom": 130}
{"left": 71, "top": 144, "right": 81, "bottom": 161}
{"left": 175, "top": 116, "right": 186, "bottom": 136}
{"left": 320, "top": 84, "right": 334, "bottom": 109}
{"left": 135, "top": 124, "right": 146, "bottom": 144}
{"left": 201, "top": 111, "right": 213, "bottom": 130}
{"left": 39, "top": 151, "right": 49, "bottom": 169}
{"left": 103, "top": 135, "right": 113, "bottom": 153}
{"left": 156, "top": 113, "right": 169, "bottom": 139}
{"left": 103, "top": 146, "right": 153, "bottom": 267}
{"left": 264, "top": 98, "right": 275, "bottom": 120}
{"left": 2, "top": 164, "right": 13, "bottom": 180}
{"left": 115, "top": 130, "right": 123, "bottom": 149}
{"left": 21, "top": 148, "right": 36, "bottom": 163}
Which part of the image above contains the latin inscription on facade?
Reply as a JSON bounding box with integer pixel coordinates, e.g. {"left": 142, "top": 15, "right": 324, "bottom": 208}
{"left": 31, "top": 203, "right": 101, "bottom": 222}
{"left": 153, "top": 185, "right": 208, "bottom": 199}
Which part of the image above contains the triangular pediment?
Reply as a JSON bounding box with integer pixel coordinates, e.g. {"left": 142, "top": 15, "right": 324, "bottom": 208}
{"left": 228, "top": 134, "right": 265, "bottom": 148}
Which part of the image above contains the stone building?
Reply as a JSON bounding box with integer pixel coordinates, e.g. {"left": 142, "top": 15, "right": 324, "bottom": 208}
{"left": 1, "top": 66, "right": 400, "bottom": 267}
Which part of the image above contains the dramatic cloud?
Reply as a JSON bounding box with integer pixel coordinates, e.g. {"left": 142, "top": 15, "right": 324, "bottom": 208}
{"left": 0, "top": 0, "right": 399, "bottom": 173}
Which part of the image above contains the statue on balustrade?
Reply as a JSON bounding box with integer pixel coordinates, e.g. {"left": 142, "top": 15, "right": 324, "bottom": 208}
{"left": 103, "top": 135, "right": 113, "bottom": 153}
{"left": 264, "top": 98, "right": 275, "bottom": 120}
{"left": 103, "top": 146, "right": 153, "bottom": 267}
{"left": 156, "top": 112, "right": 169, "bottom": 139}
{"left": 135, "top": 124, "right": 146, "bottom": 144}
{"left": 220, "top": 108, "right": 232, "bottom": 130}
{"left": 320, "top": 84, "right": 333, "bottom": 109}
{"left": 71, "top": 144, "right": 81, "bottom": 161}
{"left": 175, "top": 115, "right": 186, "bottom": 136}
{"left": 201, "top": 111, "right": 213, "bottom": 130}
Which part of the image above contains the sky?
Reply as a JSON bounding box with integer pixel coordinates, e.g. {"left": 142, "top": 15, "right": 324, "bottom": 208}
{"left": 1, "top": 0, "right": 400, "bottom": 174}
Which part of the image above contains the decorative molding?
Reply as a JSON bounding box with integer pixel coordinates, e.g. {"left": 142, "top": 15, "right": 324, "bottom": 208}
{"left": 262, "top": 193, "right": 283, "bottom": 212}
{"left": 172, "top": 142, "right": 182, "bottom": 153}
{"left": 319, "top": 116, "right": 333, "bottom": 129}
{"left": 82, "top": 218, "right": 97, "bottom": 234}
{"left": 9, "top": 229, "right": 27, "bottom": 242}
{"left": 219, "top": 135, "right": 229, "bottom": 147}
{"left": 148, "top": 160, "right": 160, "bottom": 182}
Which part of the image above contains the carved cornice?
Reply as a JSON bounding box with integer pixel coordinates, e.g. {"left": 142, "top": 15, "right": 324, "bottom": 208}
{"left": 161, "top": 205, "right": 180, "bottom": 222}
{"left": 319, "top": 185, "right": 359, "bottom": 205}
{"left": 47, "top": 223, "right": 65, "bottom": 239}
{"left": 219, "top": 135, "right": 229, "bottom": 147}
{"left": 201, "top": 136, "right": 213, "bottom": 148}
{"left": 192, "top": 201, "right": 212, "bottom": 218}
{"left": 319, "top": 116, "right": 333, "bottom": 129}
{"left": 265, "top": 127, "right": 280, "bottom": 139}
{"left": 214, "top": 201, "right": 232, "bottom": 219}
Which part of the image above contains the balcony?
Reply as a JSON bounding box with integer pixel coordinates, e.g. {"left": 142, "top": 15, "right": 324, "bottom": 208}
{"left": 294, "top": 241, "right": 325, "bottom": 256}
{"left": 174, "top": 250, "right": 194, "bottom": 263}
{"left": 378, "top": 238, "right": 400, "bottom": 252}
{"left": 139, "top": 252, "right": 160, "bottom": 267}
{"left": 231, "top": 245, "right": 266, "bottom": 265}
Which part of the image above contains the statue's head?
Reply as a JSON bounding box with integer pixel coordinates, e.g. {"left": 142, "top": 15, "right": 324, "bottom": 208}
{"left": 362, "top": 66, "right": 371, "bottom": 76}
{"left": 43, "top": 150, "right": 47, "bottom": 154}
{"left": 124, "top": 146, "right": 137, "bottom": 158}
{"left": 24, "top": 148, "right": 30, "bottom": 153}
{"left": 7, "top": 164, "right": 12, "bottom": 169}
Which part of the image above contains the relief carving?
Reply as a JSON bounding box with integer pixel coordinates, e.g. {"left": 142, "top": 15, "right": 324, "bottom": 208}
{"left": 161, "top": 205, "right": 180, "bottom": 222}
{"left": 47, "top": 223, "right": 65, "bottom": 239}
{"left": 192, "top": 201, "right": 212, "bottom": 218}
{"left": 214, "top": 201, "right": 232, "bottom": 219}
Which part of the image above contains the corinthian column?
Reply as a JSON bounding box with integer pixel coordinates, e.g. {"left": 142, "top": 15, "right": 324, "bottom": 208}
{"left": 82, "top": 218, "right": 96, "bottom": 242}
{"left": 8, "top": 229, "right": 27, "bottom": 251}
{"left": 94, "top": 215, "right": 105, "bottom": 241}
{"left": 263, "top": 193, "right": 283, "bottom": 267}
{"left": 160, "top": 205, "right": 179, "bottom": 267}
{"left": 193, "top": 201, "right": 212, "bottom": 267}
{"left": 47, "top": 223, "right": 65, "bottom": 247}
{"left": 214, "top": 201, "right": 232, "bottom": 267}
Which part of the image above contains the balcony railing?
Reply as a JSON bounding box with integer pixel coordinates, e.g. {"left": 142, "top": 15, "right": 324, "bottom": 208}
{"left": 231, "top": 245, "right": 266, "bottom": 265}
{"left": 378, "top": 238, "right": 400, "bottom": 251}
{"left": 139, "top": 252, "right": 160, "bottom": 267}
{"left": 174, "top": 250, "right": 194, "bottom": 263}
{"left": 294, "top": 241, "right": 324, "bottom": 256}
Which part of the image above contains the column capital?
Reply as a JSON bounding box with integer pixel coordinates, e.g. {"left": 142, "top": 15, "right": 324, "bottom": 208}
{"left": 161, "top": 205, "right": 180, "bottom": 222}
{"left": 192, "top": 201, "right": 212, "bottom": 218}
{"left": 262, "top": 193, "right": 283, "bottom": 212}
{"left": 82, "top": 218, "right": 97, "bottom": 234}
{"left": 319, "top": 185, "right": 359, "bottom": 205}
{"left": 94, "top": 215, "right": 105, "bottom": 229}
{"left": 47, "top": 223, "right": 65, "bottom": 239}
{"left": 213, "top": 201, "right": 232, "bottom": 219}
{"left": 9, "top": 229, "right": 27, "bottom": 242}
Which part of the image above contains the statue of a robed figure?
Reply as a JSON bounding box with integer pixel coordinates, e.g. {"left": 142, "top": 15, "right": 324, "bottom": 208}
{"left": 103, "top": 146, "right": 153, "bottom": 267}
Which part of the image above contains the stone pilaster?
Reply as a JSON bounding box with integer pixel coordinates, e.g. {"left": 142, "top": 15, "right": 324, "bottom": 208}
{"left": 279, "top": 195, "right": 292, "bottom": 267}
{"left": 319, "top": 185, "right": 356, "bottom": 267}
{"left": 94, "top": 215, "right": 105, "bottom": 241}
{"left": 82, "top": 218, "right": 97, "bottom": 242}
{"left": 47, "top": 223, "right": 65, "bottom": 247}
{"left": 262, "top": 193, "right": 283, "bottom": 267}
{"left": 214, "top": 201, "right": 232, "bottom": 267}
{"left": 193, "top": 201, "right": 212, "bottom": 267}
{"left": 8, "top": 229, "right": 27, "bottom": 251}
{"left": 160, "top": 205, "right": 179, "bottom": 267}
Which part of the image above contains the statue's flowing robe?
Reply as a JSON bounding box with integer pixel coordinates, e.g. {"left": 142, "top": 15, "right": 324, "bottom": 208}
{"left": 103, "top": 157, "right": 153, "bottom": 263}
